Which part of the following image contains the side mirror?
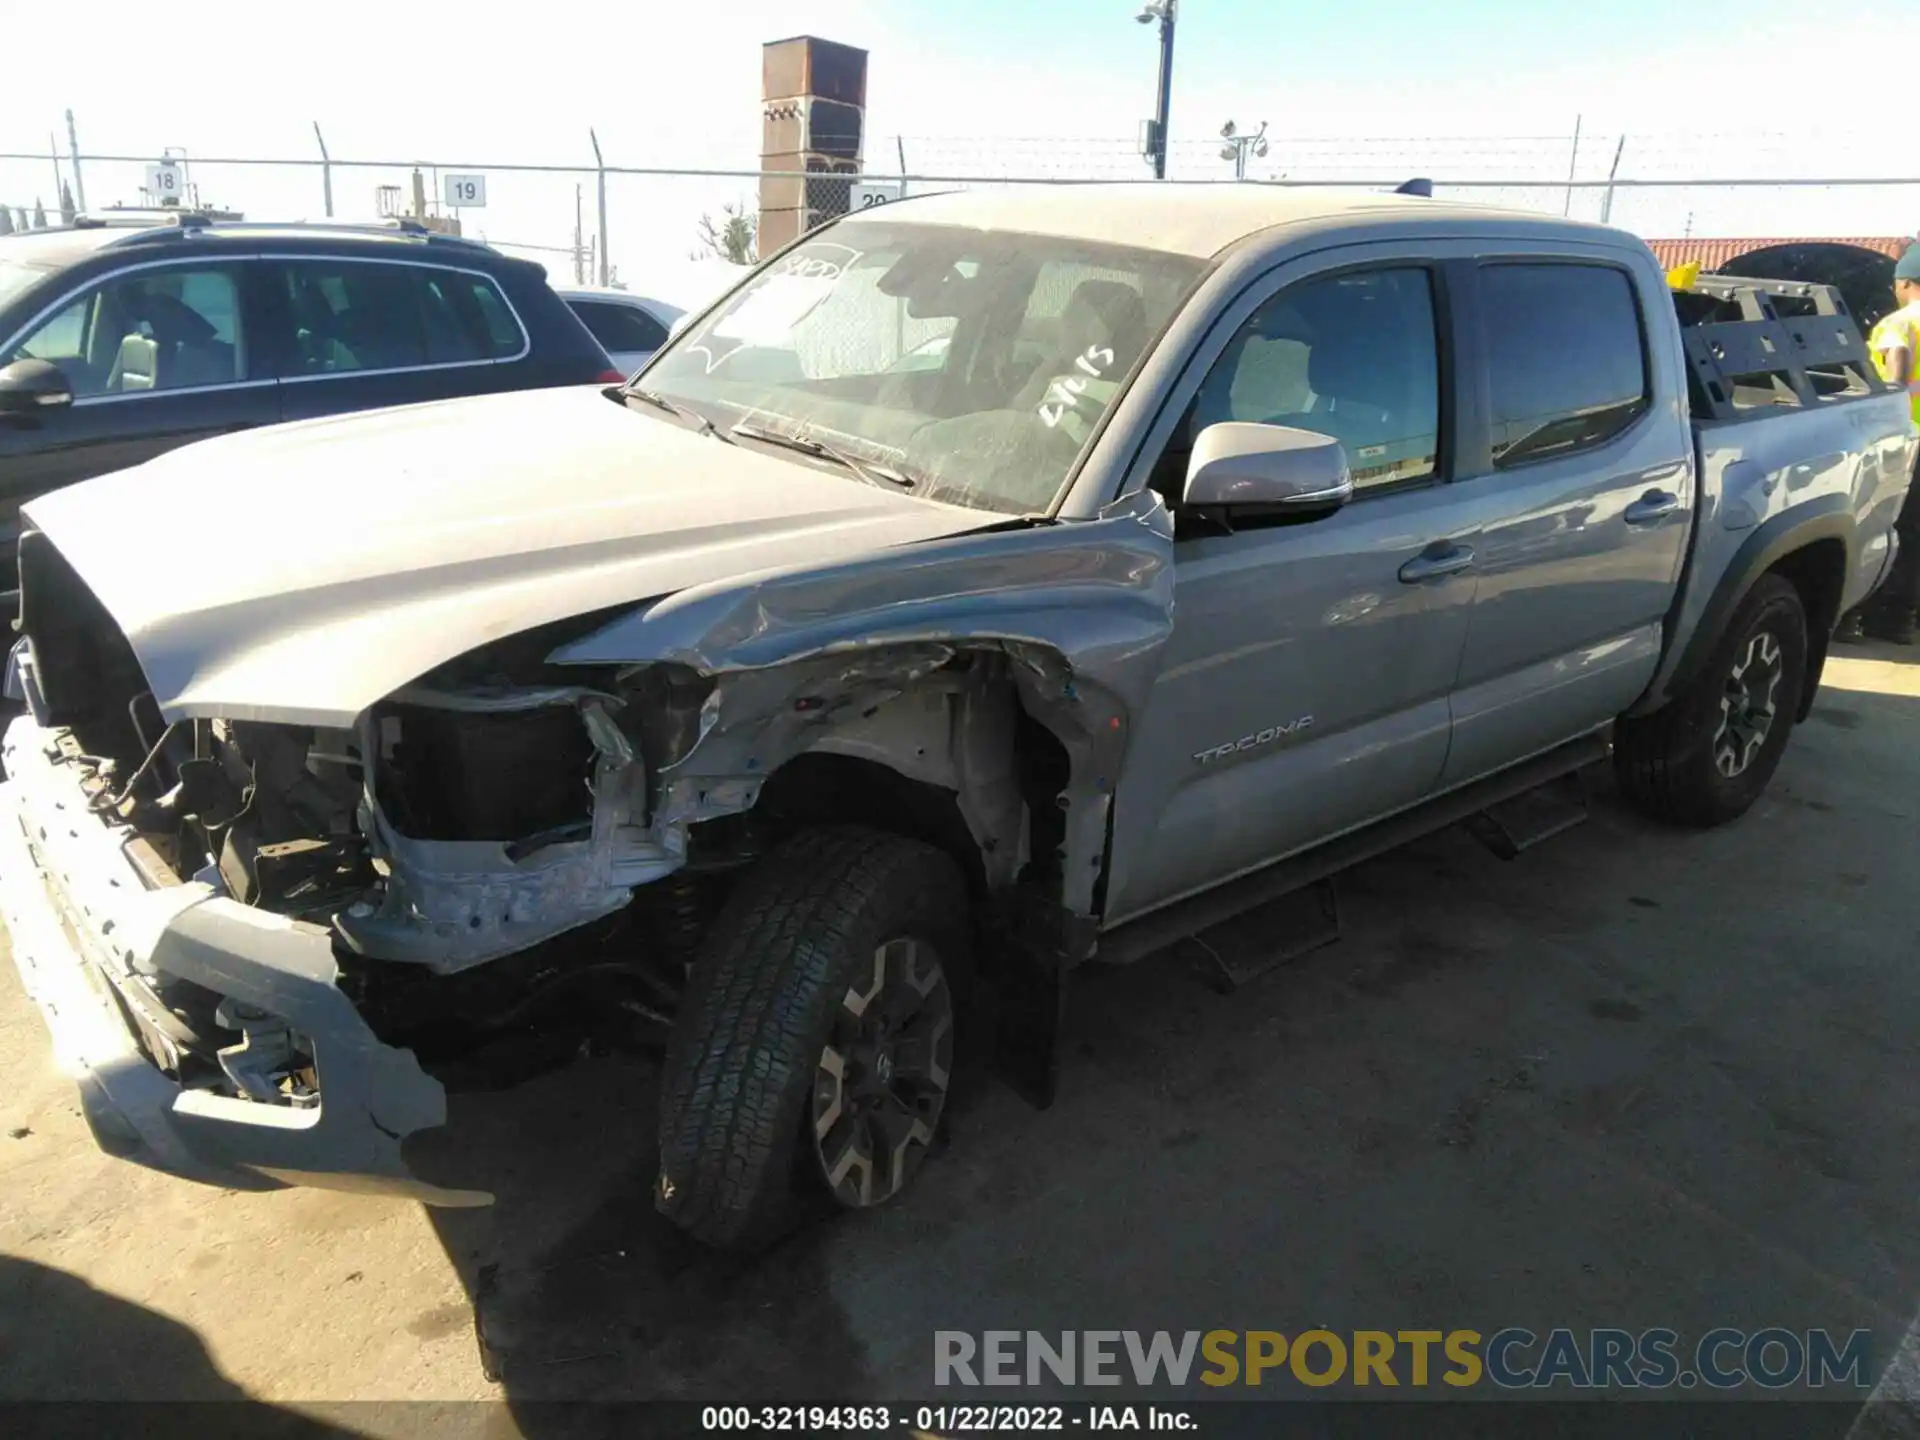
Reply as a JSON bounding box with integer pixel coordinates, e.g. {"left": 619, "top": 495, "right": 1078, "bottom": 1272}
{"left": 1183, "top": 422, "right": 1353, "bottom": 521}
{"left": 0, "top": 358, "right": 74, "bottom": 417}
{"left": 667, "top": 313, "right": 691, "bottom": 340}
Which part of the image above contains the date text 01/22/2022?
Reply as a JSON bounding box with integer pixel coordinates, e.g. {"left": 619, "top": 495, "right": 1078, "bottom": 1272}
{"left": 699, "top": 1405, "right": 1196, "bottom": 1432}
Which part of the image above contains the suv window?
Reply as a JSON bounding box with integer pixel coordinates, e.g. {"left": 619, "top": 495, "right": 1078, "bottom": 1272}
{"left": 1481, "top": 264, "right": 1648, "bottom": 467}
{"left": 1191, "top": 267, "right": 1441, "bottom": 490}
{"left": 4, "top": 265, "right": 248, "bottom": 397}
{"left": 279, "top": 261, "right": 522, "bottom": 376}
{"left": 572, "top": 300, "right": 668, "bottom": 354}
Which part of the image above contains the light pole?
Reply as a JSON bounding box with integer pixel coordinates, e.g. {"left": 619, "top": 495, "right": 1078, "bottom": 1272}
{"left": 1219, "top": 120, "right": 1269, "bottom": 181}
{"left": 1136, "top": 1, "right": 1178, "bottom": 180}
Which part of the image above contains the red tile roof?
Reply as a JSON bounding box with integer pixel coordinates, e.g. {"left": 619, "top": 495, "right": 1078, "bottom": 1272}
{"left": 1643, "top": 236, "right": 1915, "bottom": 269}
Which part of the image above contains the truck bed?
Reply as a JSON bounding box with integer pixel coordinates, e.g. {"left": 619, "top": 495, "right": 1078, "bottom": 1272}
{"left": 1638, "top": 273, "right": 1919, "bottom": 715}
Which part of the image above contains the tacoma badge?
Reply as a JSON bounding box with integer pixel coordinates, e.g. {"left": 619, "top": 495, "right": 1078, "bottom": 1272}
{"left": 1193, "top": 717, "right": 1315, "bottom": 765}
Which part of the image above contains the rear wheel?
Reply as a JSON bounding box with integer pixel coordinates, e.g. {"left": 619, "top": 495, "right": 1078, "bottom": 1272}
{"left": 1614, "top": 574, "right": 1808, "bottom": 828}
{"left": 655, "top": 826, "right": 969, "bottom": 1250}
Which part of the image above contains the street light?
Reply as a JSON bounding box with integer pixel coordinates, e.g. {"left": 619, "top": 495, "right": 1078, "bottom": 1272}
{"left": 1219, "top": 119, "right": 1269, "bottom": 181}
{"left": 1135, "top": 0, "right": 1178, "bottom": 180}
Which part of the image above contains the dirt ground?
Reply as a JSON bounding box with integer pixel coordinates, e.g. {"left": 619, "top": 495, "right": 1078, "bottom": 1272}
{"left": 3, "top": 644, "right": 1919, "bottom": 1433}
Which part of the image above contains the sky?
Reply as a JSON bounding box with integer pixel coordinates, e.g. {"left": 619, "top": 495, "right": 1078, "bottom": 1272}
{"left": 3, "top": 0, "right": 1915, "bottom": 295}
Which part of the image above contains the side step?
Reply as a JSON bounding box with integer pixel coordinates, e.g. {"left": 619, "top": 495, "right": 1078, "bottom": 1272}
{"left": 1465, "top": 769, "right": 1590, "bottom": 860}
{"left": 1097, "top": 732, "right": 1610, "bottom": 969}
{"left": 1187, "top": 879, "right": 1340, "bottom": 993}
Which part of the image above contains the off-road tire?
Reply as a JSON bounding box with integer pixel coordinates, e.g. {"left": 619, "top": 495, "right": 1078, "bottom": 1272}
{"left": 655, "top": 826, "right": 970, "bottom": 1251}
{"left": 1614, "top": 574, "right": 1808, "bottom": 828}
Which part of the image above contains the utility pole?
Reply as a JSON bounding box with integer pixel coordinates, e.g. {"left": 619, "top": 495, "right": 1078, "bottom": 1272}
{"left": 1136, "top": 1, "right": 1178, "bottom": 180}
{"left": 64, "top": 110, "right": 87, "bottom": 214}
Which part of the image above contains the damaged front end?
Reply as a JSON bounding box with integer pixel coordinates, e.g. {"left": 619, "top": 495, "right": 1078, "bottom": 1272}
{"left": 1, "top": 491, "right": 1174, "bottom": 1199}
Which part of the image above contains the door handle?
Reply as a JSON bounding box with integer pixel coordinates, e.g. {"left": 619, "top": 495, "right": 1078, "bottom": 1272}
{"left": 1624, "top": 488, "right": 1682, "bottom": 524}
{"left": 1398, "top": 544, "right": 1476, "bottom": 583}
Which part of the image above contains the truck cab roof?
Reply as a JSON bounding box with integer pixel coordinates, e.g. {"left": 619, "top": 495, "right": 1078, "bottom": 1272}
{"left": 838, "top": 182, "right": 1630, "bottom": 260}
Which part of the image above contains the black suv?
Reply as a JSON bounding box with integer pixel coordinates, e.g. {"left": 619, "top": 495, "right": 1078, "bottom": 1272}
{"left": 0, "top": 216, "right": 621, "bottom": 593}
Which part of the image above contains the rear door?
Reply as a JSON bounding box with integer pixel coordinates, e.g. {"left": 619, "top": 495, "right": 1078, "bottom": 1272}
{"left": 0, "top": 257, "right": 278, "bottom": 496}
{"left": 1436, "top": 256, "right": 1692, "bottom": 787}
{"left": 265, "top": 256, "right": 533, "bottom": 421}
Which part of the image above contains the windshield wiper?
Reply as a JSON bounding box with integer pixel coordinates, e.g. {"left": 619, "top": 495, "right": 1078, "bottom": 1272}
{"left": 625, "top": 387, "right": 726, "bottom": 440}
{"left": 729, "top": 420, "right": 916, "bottom": 490}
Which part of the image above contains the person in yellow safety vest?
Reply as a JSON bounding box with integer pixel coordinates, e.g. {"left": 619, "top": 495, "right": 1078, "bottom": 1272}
{"left": 1858, "top": 243, "right": 1920, "bottom": 644}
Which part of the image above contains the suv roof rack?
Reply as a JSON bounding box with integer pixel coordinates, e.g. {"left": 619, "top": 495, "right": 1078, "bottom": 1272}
{"left": 3, "top": 213, "right": 167, "bottom": 237}
{"left": 102, "top": 216, "right": 493, "bottom": 251}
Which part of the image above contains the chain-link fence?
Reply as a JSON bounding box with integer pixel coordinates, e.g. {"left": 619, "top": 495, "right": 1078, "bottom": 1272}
{"left": 5, "top": 136, "right": 1917, "bottom": 298}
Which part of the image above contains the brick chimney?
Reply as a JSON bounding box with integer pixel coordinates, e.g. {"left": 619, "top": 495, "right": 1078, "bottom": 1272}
{"left": 759, "top": 36, "right": 868, "bottom": 254}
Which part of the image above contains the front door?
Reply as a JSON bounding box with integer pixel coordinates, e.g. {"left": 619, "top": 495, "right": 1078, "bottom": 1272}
{"left": 1435, "top": 259, "right": 1693, "bottom": 788}
{"left": 1103, "top": 258, "right": 1478, "bottom": 925}
{"left": 0, "top": 259, "right": 278, "bottom": 499}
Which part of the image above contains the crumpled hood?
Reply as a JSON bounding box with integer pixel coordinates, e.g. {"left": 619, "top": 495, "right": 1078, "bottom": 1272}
{"left": 24, "top": 386, "right": 992, "bottom": 727}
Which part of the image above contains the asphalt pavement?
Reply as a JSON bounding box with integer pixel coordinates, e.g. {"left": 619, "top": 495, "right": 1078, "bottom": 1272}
{"left": 2, "top": 644, "right": 1917, "bottom": 1436}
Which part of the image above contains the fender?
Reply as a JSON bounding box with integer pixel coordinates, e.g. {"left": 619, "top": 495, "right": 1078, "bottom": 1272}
{"left": 1632, "top": 496, "right": 1853, "bottom": 722}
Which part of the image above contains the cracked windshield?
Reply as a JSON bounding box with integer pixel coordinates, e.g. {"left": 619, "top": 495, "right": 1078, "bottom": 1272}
{"left": 639, "top": 223, "right": 1202, "bottom": 514}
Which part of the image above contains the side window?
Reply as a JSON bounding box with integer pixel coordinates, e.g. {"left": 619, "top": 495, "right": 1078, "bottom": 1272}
{"left": 573, "top": 301, "right": 668, "bottom": 354}
{"left": 282, "top": 261, "right": 425, "bottom": 374}
{"left": 467, "top": 280, "right": 524, "bottom": 356}
{"left": 1190, "top": 268, "right": 1441, "bottom": 490}
{"left": 14, "top": 297, "right": 89, "bottom": 363}
{"left": 4, "top": 266, "right": 247, "bottom": 397}
{"left": 1481, "top": 264, "right": 1648, "bottom": 467}
{"left": 280, "top": 263, "right": 521, "bottom": 375}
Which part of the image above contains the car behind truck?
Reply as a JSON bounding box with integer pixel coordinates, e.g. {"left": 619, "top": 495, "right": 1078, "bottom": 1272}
{"left": 1, "top": 186, "right": 1913, "bottom": 1249}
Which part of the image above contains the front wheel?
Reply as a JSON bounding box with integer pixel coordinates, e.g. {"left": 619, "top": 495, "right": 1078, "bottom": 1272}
{"left": 1614, "top": 574, "right": 1808, "bottom": 828}
{"left": 655, "top": 827, "right": 969, "bottom": 1251}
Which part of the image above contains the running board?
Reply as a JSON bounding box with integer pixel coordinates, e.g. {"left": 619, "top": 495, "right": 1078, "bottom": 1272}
{"left": 1465, "top": 769, "right": 1591, "bottom": 860}
{"left": 1096, "top": 733, "right": 1610, "bottom": 969}
{"left": 1188, "top": 879, "right": 1340, "bottom": 993}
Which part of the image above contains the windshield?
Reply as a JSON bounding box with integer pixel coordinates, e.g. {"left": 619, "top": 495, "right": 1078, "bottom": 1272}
{"left": 636, "top": 221, "right": 1205, "bottom": 515}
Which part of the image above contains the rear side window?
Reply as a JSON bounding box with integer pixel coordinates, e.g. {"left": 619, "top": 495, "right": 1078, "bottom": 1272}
{"left": 1481, "top": 264, "right": 1648, "bottom": 467}
{"left": 279, "top": 261, "right": 523, "bottom": 376}
{"left": 468, "top": 281, "right": 524, "bottom": 355}
{"left": 571, "top": 300, "right": 668, "bottom": 354}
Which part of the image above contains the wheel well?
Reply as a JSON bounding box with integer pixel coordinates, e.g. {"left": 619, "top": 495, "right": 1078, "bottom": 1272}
{"left": 1767, "top": 538, "right": 1847, "bottom": 721}
{"left": 1770, "top": 538, "right": 1847, "bottom": 636}
{"left": 752, "top": 752, "right": 985, "bottom": 895}
{"left": 746, "top": 701, "right": 1076, "bottom": 907}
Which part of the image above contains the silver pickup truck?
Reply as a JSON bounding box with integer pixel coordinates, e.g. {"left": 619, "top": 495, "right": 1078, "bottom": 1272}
{"left": 2, "top": 186, "right": 1914, "bottom": 1249}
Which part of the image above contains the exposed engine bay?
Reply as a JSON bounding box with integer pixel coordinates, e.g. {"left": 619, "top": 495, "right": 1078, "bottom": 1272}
{"left": 13, "top": 527, "right": 1093, "bottom": 1105}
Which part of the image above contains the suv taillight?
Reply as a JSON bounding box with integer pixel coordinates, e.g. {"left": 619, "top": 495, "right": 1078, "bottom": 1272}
{"left": 597, "top": 368, "right": 628, "bottom": 384}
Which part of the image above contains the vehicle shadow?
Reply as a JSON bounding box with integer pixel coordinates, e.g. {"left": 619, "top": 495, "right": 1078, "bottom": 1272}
{"left": 0, "top": 1253, "right": 345, "bottom": 1434}
{"left": 411, "top": 1052, "right": 876, "bottom": 1408}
